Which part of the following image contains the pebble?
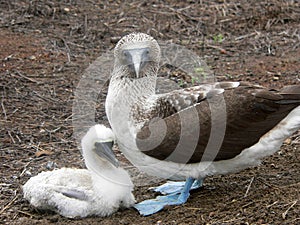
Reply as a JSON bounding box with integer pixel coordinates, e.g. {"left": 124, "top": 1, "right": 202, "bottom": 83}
{"left": 46, "top": 161, "right": 57, "bottom": 170}
{"left": 28, "top": 55, "right": 36, "bottom": 60}
{"left": 25, "top": 170, "right": 32, "bottom": 176}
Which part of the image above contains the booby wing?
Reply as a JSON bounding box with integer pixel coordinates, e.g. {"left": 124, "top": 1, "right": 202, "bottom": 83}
{"left": 136, "top": 82, "right": 300, "bottom": 163}
{"left": 154, "top": 82, "right": 237, "bottom": 116}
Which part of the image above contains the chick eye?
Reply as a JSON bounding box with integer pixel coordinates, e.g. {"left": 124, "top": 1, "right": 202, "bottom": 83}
{"left": 123, "top": 51, "right": 129, "bottom": 57}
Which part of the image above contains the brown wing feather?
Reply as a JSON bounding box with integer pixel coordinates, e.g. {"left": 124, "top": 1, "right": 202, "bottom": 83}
{"left": 136, "top": 83, "right": 300, "bottom": 163}
{"left": 152, "top": 82, "right": 233, "bottom": 118}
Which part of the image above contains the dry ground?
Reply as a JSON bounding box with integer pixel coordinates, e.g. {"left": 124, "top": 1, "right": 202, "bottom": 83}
{"left": 0, "top": 0, "right": 299, "bottom": 224}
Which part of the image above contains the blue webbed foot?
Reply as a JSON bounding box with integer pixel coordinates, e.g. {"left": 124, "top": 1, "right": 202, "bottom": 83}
{"left": 150, "top": 178, "right": 204, "bottom": 195}
{"left": 134, "top": 193, "right": 186, "bottom": 216}
{"left": 134, "top": 177, "right": 201, "bottom": 216}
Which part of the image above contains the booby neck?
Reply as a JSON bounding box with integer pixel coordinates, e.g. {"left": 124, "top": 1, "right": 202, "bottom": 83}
{"left": 108, "top": 70, "right": 156, "bottom": 102}
{"left": 106, "top": 63, "right": 158, "bottom": 128}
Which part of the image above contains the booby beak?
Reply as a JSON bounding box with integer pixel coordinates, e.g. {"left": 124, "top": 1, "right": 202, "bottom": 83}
{"left": 124, "top": 48, "right": 150, "bottom": 78}
{"left": 133, "top": 60, "right": 141, "bottom": 78}
{"left": 94, "top": 141, "right": 119, "bottom": 168}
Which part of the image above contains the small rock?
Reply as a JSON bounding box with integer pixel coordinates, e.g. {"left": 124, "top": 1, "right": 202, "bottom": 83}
{"left": 270, "top": 163, "right": 277, "bottom": 168}
{"left": 39, "top": 128, "right": 46, "bottom": 133}
{"left": 29, "top": 55, "right": 36, "bottom": 60}
{"left": 284, "top": 138, "right": 292, "bottom": 145}
{"left": 220, "top": 48, "right": 227, "bottom": 54}
{"left": 35, "top": 150, "right": 52, "bottom": 157}
{"left": 46, "top": 161, "right": 57, "bottom": 170}
{"left": 111, "top": 36, "right": 121, "bottom": 43}
{"left": 25, "top": 170, "right": 32, "bottom": 176}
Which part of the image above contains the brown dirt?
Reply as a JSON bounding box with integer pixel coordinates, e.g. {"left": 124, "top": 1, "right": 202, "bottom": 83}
{"left": 1, "top": 0, "right": 299, "bottom": 224}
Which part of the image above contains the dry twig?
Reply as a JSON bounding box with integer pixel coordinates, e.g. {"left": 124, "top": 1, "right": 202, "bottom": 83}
{"left": 282, "top": 200, "right": 298, "bottom": 219}
{"left": 0, "top": 195, "right": 19, "bottom": 214}
{"left": 244, "top": 177, "right": 255, "bottom": 198}
{"left": 14, "top": 70, "right": 40, "bottom": 84}
{"left": 1, "top": 100, "right": 7, "bottom": 120}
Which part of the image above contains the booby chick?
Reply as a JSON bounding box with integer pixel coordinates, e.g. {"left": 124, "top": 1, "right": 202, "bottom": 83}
{"left": 23, "top": 125, "right": 135, "bottom": 218}
{"left": 105, "top": 32, "right": 300, "bottom": 216}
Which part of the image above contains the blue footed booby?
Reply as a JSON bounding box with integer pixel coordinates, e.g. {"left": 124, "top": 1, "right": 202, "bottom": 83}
{"left": 105, "top": 32, "right": 300, "bottom": 216}
{"left": 23, "top": 125, "right": 135, "bottom": 218}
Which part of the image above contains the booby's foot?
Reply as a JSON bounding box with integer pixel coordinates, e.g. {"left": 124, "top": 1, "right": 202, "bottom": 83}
{"left": 150, "top": 179, "right": 204, "bottom": 195}
{"left": 134, "top": 178, "right": 197, "bottom": 216}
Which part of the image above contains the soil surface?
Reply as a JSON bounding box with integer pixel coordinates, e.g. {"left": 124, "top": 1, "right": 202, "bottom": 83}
{"left": 1, "top": 1, "right": 299, "bottom": 224}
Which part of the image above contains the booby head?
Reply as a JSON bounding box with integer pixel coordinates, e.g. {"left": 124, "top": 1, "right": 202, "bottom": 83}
{"left": 114, "top": 32, "right": 161, "bottom": 79}
{"left": 81, "top": 124, "right": 119, "bottom": 169}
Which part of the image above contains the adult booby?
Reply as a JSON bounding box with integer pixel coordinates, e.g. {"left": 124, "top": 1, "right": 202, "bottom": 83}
{"left": 23, "top": 125, "right": 135, "bottom": 218}
{"left": 105, "top": 32, "right": 300, "bottom": 215}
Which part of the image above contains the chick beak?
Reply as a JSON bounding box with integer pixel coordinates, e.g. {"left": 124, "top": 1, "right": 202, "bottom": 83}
{"left": 94, "top": 141, "right": 119, "bottom": 168}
